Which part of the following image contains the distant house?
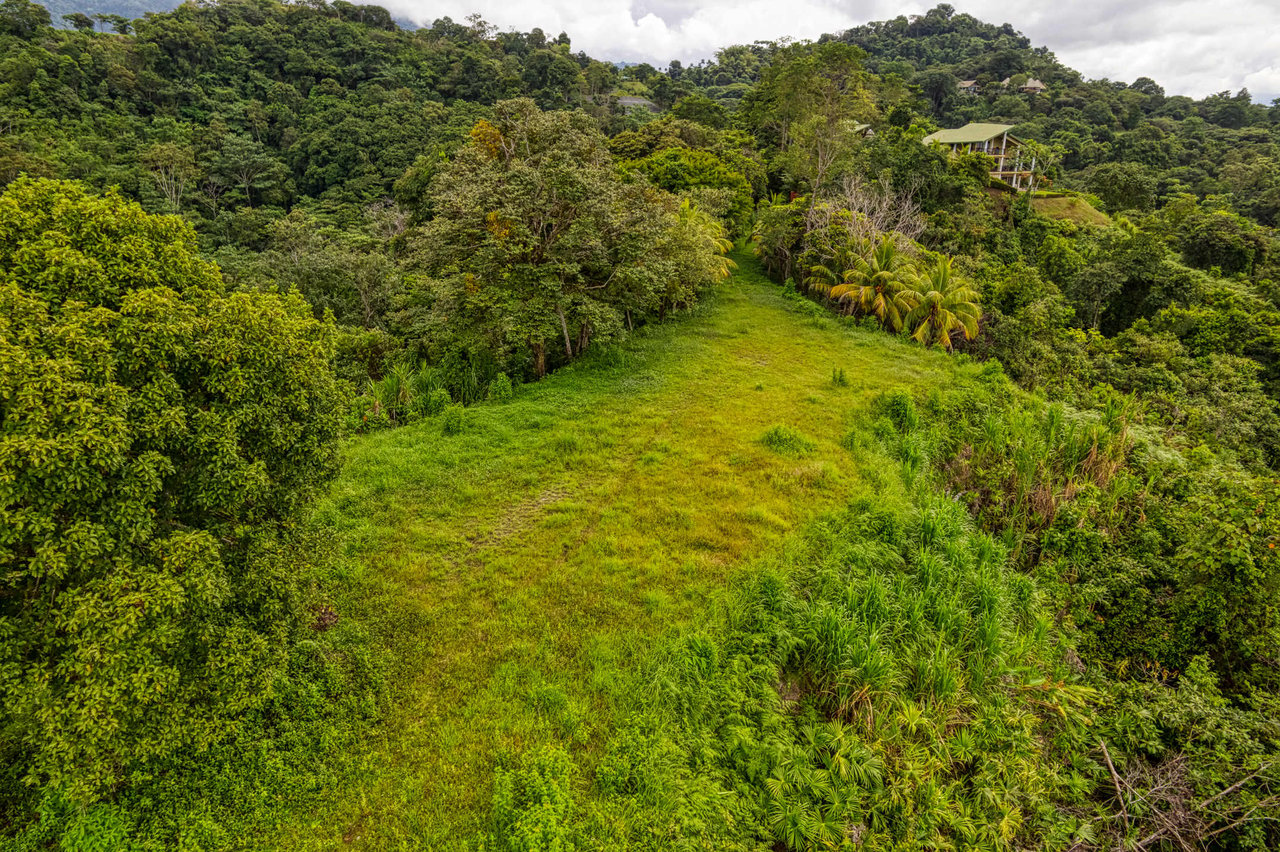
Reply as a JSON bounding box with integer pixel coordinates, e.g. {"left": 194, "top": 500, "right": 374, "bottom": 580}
{"left": 921, "top": 123, "right": 1039, "bottom": 190}
{"left": 957, "top": 80, "right": 979, "bottom": 95}
{"left": 852, "top": 123, "right": 875, "bottom": 138}
{"left": 999, "top": 76, "right": 1047, "bottom": 94}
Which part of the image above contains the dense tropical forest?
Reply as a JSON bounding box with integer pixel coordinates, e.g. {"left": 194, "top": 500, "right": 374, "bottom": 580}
{"left": 1, "top": 0, "right": 1278, "bottom": 848}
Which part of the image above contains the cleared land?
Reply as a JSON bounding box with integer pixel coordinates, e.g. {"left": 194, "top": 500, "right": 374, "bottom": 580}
{"left": 287, "top": 253, "right": 962, "bottom": 848}
{"left": 1031, "top": 194, "right": 1111, "bottom": 226}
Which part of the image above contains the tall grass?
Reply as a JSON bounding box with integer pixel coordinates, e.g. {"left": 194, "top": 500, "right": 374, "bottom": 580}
{"left": 521, "top": 492, "right": 1098, "bottom": 851}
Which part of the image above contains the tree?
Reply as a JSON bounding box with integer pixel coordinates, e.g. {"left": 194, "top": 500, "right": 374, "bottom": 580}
{"left": 831, "top": 236, "right": 918, "bottom": 330}
{"left": 93, "top": 12, "right": 130, "bottom": 34}
{"left": 622, "top": 147, "right": 753, "bottom": 235}
{"left": 904, "top": 255, "right": 980, "bottom": 349}
{"left": 61, "top": 12, "right": 94, "bottom": 31}
{"left": 741, "top": 41, "right": 875, "bottom": 174}
{"left": 916, "top": 69, "right": 958, "bottom": 116}
{"left": 669, "top": 94, "right": 729, "bottom": 129}
{"left": 0, "top": 178, "right": 342, "bottom": 802}
{"left": 1178, "top": 209, "right": 1268, "bottom": 275}
{"left": 141, "top": 142, "right": 197, "bottom": 212}
{"left": 1088, "top": 161, "right": 1157, "bottom": 212}
{"left": 0, "top": 0, "right": 49, "bottom": 37}
{"left": 399, "top": 100, "right": 729, "bottom": 378}
{"left": 212, "top": 134, "right": 287, "bottom": 208}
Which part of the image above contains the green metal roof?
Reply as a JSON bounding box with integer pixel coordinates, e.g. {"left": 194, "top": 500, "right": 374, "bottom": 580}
{"left": 922, "top": 123, "right": 1017, "bottom": 145}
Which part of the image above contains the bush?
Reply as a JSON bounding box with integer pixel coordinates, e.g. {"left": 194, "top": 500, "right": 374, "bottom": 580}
{"left": 758, "top": 424, "right": 817, "bottom": 456}
{"left": 488, "top": 373, "right": 514, "bottom": 402}
{"left": 348, "top": 391, "right": 391, "bottom": 433}
{"left": 441, "top": 404, "right": 466, "bottom": 435}
{"left": 491, "top": 747, "right": 576, "bottom": 852}
{"left": 425, "top": 387, "right": 453, "bottom": 416}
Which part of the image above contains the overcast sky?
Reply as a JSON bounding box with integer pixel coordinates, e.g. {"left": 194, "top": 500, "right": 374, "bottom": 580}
{"left": 386, "top": 0, "right": 1280, "bottom": 103}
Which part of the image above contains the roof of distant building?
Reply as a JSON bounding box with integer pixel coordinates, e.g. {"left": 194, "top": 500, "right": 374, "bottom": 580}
{"left": 922, "top": 123, "right": 1018, "bottom": 145}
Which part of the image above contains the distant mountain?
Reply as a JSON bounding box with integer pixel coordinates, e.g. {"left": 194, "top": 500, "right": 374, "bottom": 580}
{"left": 42, "top": 0, "right": 423, "bottom": 29}
{"left": 44, "top": 0, "right": 178, "bottom": 25}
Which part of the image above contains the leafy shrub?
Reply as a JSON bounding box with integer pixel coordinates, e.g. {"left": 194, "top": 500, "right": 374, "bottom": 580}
{"left": 441, "top": 404, "right": 466, "bottom": 435}
{"left": 759, "top": 424, "right": 817, "bottom": 456}
{"left": 348, "top": 391, "right": 391, "bottom": 433}
{"left": 491, "top": 746, "right": 576, "bottom": 852}
{"left": 488, "top": 373, "right": 514, "bottom": 402}
{"left": 425, "top": 387, "right": 453, "bottom": 416}
{"left": 831, "top": 367, "right": 849, "bottom": 386}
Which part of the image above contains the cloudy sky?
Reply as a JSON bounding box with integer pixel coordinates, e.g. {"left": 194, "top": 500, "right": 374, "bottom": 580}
{"left": 385, "top": 0, "right": 1280, "bottom": 103}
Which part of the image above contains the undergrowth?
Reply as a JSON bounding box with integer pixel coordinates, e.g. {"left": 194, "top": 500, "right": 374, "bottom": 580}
{"left": 484, "top": 369, "right": 1280, "bottom": 851}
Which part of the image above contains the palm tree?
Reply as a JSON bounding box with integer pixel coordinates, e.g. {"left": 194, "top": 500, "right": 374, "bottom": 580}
{"left": 831, "top": 236, "right": 919, "bottom": 331}
{"left": 675, "top": 199, "right": 735, "bottom": 281}
{"left": 805, "top": 239, "right": 867, "bottom": 303}
{"left": 904, "top": 256, "right": 981, "bottom": 350}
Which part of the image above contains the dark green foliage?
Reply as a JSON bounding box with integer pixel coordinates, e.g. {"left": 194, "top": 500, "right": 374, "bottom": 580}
{"left": 0, "top": 0, "right": 49, "bottom": 37}
{"left": 1087, "top": 161, "right": 1157, "bottom": 212}
{"left": 1178, "top": 208, "right": 1270, "bottom": 275}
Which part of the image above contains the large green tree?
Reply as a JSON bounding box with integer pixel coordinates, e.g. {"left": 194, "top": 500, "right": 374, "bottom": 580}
{"left": 398, "top": 99, "right": 728, "bottom": 377}
{"left": 0, "top": 178, "right": 342, "bottom": 802}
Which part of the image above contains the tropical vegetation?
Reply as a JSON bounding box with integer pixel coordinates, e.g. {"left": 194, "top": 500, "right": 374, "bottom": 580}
{"left": 1, "top": 0, "right": 1279, "bottom": 848}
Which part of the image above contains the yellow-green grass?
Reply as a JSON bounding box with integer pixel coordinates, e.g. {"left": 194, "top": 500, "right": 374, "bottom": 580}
{"left": 283, "top": 252, "right": 966, "bottom": 848}
{"left": 1031, "top": 194, "right": 1111, "bottom": 226}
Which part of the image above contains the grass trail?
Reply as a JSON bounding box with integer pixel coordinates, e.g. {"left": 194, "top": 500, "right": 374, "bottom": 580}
{"left": 287, "top": 252, "right": 960, "bottom": 849}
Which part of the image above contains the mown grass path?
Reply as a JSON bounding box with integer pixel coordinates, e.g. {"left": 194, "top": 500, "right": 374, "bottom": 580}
{"left": 287, "top": 253, "right": 957, "bottom": 849}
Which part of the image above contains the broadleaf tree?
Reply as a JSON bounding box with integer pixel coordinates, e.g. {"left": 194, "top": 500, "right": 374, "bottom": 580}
{"left": 0, "top": 178, "right": 343, "bottom": 803}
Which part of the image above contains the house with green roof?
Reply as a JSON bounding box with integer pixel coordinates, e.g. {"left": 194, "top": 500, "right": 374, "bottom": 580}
{"left": 921, "top": 123, "right": 1040, "bottom": 191}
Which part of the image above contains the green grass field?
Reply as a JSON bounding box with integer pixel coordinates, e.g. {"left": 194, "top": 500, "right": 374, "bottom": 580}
{"left": 1030, "top": 194, "right": 1110, "bottom": 227}
{"left": 285, "top": 252, "right": 965, "bottom": 848}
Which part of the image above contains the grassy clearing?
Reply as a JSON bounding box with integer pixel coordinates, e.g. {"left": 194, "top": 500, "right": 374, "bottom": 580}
{"left": 1031, "top": 194, "right": 1110, "bottom": 226}
{"left": 285, "top": 252, "right": 966, "bottom": 848}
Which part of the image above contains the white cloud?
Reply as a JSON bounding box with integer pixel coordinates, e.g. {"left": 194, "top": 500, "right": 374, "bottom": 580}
{"left": 383, "top": 0, "right": 1280, "bottom": 102}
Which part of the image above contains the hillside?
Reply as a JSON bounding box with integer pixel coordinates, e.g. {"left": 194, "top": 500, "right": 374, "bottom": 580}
{"left": 286, "top": 251, "right": 961, "bottom": 846}
{"left": 4, "top": 1, "right": 1280, "bottom": 849}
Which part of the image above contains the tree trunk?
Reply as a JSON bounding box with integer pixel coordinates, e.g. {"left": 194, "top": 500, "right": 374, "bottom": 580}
{"left": 532, "top": 339, "right": 546, "bottom": 378}
{"left": 626, "top": 309, "right": 633, "bottom": 331}
{"left": 556, "top": 306, "right": 573, "bottom": 359}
